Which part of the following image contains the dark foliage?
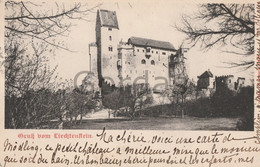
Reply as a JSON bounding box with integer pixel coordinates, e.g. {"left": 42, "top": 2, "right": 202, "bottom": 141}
{"left": 185, "top": 86, "right": 254, "bottom": 130}
{"left": 5, "top": 87, "right": 97, "bottom": 129}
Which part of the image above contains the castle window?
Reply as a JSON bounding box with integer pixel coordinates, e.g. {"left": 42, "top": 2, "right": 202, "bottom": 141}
{"left": 146, "top": 47, "right": 151, "bottom": 53}
{"left": 151, "top": 60, "right": 155, "bottom": 65}
{"left": 143, "top": 49, "right": 145, "bottom": 52}
{"left": 108, "top": 46, "right": 113, "bottom": 52}
{"left": 109, "top": 36, "right": 112, "bottom": 41}
{"left": 141, "top": 59, "right": 146, "bottom": 64}
{"left": 137, "top": 49, "right": 139, "bottom": 52}
{"left": 229, "top": 80, "right": 231, "bottom": 83}
{"left": 128, "top": 62, "right": 130, "bottom": 64}
{"left": 156, "top": 51, "right": 158, "bottom": 54}
{"left": 162, "top": 52, "right": 166, "bottom": 55}
{"left": 145, "top": 54, "right": 151, "bottom": 59}
{"left": 152, "top": 50, "right": 154, "bottom": 53}
{"left": 108, "top": 27, "right": 112, "bottom": 31}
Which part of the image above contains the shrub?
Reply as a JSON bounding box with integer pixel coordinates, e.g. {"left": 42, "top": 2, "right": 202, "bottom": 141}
{"left": 185, "top": 98, "right": 211, "bottom": 117}
{"left": 185, "top": 86, "right": 254, "bottom": 126}
{"left": 235, "top": 87, "right": 254, "bottom": 131}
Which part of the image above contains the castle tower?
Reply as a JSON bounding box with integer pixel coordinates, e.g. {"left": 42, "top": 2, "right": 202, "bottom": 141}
{"left": 169, "top": 48, "right": 187, "bottom": 86}
{"left": 96, "top": 9, "right": 120, "bottom": 88}
{"left": 89, "top": 42, "right": 97, "bottom": 74}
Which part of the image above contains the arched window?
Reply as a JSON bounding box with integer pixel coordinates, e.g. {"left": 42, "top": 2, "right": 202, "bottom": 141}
{"left": 141, "top": 59, "right": 146, "bottom": 64}
{"left": 151, "top": 60, "right": 155, "bottom": 65}
{"left": 108, "top": 46, "right": 113, "bottom": 52}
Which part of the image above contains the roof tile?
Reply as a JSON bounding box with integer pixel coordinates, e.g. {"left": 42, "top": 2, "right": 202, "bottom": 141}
{"left": 198, "top": 70, "right": 213, "bottom": 78}
{"left": 99, "top": 9, "right": 119, "bottom": 29}
{"left": 128, "top": 36, "right": 176, "bottom": 51}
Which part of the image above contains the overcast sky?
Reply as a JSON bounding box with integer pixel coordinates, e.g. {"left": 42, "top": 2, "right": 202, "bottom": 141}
{"left": 49, "top": 0, "right": 254, "bottom": 86}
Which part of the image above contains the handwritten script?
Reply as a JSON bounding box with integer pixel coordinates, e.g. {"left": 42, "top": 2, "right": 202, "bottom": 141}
{"left": 2, "top": 128, "right": 260, "bottom": 167}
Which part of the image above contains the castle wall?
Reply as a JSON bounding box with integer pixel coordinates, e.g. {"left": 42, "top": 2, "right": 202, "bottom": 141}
{"left": 198, "top": 77, "right": 210, "bottom": 89}
{"left": 197, "top": 77, "right": 215, "bottom": 90}
{"left": 96, "top": 12, "right": 102, "bottom": 85}
{"left": 118, "top": 44, "right": 176, "bottom": 90}
{"left": 89, "top": 44, "right": 97, "bottom": 74}
{"left": 215, "top": 75, "right": 235, "bottom": 92}
{"left": 96, "top": 10, "right": 120, "bottom": 87}
{"left": 209, "top": 77, "right": 215, "bottom": 89}
{"left": 99, "top": 26, "right": 120, "bottom": 86}
{"left": 236, "top": 78, "right": 245, "bottom": 91}
{"left": 169, "top": 51, "right": 186, "bottom": 86}
{"left": 91, "top": 9, "right": 185, "bottom": 93}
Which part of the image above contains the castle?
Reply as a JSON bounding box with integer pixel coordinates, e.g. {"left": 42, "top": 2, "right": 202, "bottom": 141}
{"left": 197, "top": 70, "right": 246, "bottom": 95}
{"left": 89, "top": 9, "right": 187, "bottom": 94}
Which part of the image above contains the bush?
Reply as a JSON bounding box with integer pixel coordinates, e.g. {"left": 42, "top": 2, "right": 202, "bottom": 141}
{"left": 185, "top": 86, "right": 254, "bottom": 131}
{"left": 185, "top": 98, "right": 211, "bottom": 117}
{"left": 142, "top": 103, "right": 182, "bottom": 117}
{"left": 235, "top": 87, "right": 254, "bottom": 131}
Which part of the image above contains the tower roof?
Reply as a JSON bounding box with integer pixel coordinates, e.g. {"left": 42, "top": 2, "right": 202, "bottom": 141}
{"left": 89, "top": 42, "right": 97, "bottom": 47}
{"left": 128, "top": 36, "right": 176, "bottom": 51}
{"left": 198, "top": 70, "right": 213, "bottom": 78}
{"left": 98, "top": 9, "right": 119, "bottom": 29}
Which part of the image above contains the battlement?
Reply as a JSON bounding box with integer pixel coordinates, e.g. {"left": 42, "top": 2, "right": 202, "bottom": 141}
{"left": 237, "top": 77, "right": 245, "bottom": 80}
{"left": 118, "top": 42, "right": 133, "bottom": 49}
{"left": 215, "top": 75, "right": 234, "bottom": 79}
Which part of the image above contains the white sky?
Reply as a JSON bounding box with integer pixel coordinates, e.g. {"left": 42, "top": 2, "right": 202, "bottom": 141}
{"left": 50, "top": 0, "right": 254, "bottom": 86}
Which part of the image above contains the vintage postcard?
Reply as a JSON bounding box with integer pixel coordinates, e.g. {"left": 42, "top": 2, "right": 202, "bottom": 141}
{"left": 0, "top": 0, "right": 259, "bottom": 166}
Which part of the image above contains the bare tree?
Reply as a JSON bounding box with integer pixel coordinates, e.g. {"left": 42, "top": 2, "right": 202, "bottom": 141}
{"left": 121, "top": 84, "right": 153, "bottom": 119}
{"left": 5, "top": 1, "right": 100, "bottom": 94}
{"left": 5, "top": 42, "right": 57, "bottom": 97}
{"left": 5, "top": 1, "right": 100, "bottom": 50}
{"left": 167, "top": 77, "right": 194, "bottom": 118}
{"left": 176, "top": 4, "right": 254, "bottom": 68}
{"left": 103, "top": 90, "right": 122, "bottom": 118}
{"left": 4, "top": 1, "right": 100, "bottom": 128}
{"left": 64, "top": 87, "right": 96, "bottom": 127}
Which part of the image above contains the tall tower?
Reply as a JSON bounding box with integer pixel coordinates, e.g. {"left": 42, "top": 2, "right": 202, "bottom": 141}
{"left": 96, "top": 9, "right": 120, "bottom": 88}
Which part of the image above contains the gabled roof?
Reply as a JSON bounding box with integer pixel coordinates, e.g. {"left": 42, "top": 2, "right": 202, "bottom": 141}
{"left": 128, "top": 36, "right": 176, "bottom": 51}
{"left": 198, "top": 70, "right": 213, "bottom": 78}
{"left": 98, "top": 9, "right": 119, "bottom": 29}
{"left": 89, "top": 42, "right": 97, "bottom": 47}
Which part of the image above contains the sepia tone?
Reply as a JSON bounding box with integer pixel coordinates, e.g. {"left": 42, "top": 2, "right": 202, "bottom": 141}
{"left": 3, "top": 1, "right": 254, "bottom": 131}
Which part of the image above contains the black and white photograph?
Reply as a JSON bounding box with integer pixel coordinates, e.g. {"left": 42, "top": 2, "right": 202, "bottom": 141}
{"left": 4, "top": 1, "right": 255, "bottom": 131}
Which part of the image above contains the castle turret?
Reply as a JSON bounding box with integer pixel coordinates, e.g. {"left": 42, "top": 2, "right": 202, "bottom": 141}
{"left": 96, "top": 9, "right": 120, "bottom": 87}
